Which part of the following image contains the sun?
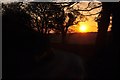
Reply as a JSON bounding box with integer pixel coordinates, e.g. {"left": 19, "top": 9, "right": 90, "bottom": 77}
{"left": 79, "top": 25, "right": 87, "bottom": 32}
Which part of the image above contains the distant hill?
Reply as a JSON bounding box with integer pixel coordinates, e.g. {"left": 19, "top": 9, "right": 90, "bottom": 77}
{"left": 50, "top": 32, "right": 112, "bottom": 45}
{"left": 67, "top": 32, "right": 97, "bottom": 45}
{"left": 50, "top": 32, "right": 97, "bottom": 45}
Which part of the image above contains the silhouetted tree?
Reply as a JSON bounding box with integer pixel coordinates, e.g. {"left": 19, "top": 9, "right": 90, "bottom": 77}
{"left": 61, "top": 13, "right": 76, "bottom": 43}
{"left": 2, "top": 2, "right": 103, "bottom": 44}
{"left": 111, "top": 2, "right": 120, "bottom": 45}
{"left": 95, "top": 2, "right": 112, "bottom": 52}
{"left": 93, "top": 2, "right": 120, "bottom": 80}
{"left": 110, "top": 3, "right": 120, "bottom": 79}
{"left": 2, "top": 2, "right": 32, "bottom": 28}
{"left": 2, "top": 6, "right": 33, "bottom": 79}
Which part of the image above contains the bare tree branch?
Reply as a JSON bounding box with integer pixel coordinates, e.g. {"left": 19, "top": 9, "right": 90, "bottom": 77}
{"left": 73, "top": 4, "right": 102, "bottom": 12}
{"left": 85, "top": 2, "right": 92, "bottom": 9}
{"left": 82, "top": 11, "right": 101, "bottom": 16}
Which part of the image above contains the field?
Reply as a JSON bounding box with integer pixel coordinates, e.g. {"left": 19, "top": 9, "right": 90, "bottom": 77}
{"left": 51, "top": 32, "right": 114, "bottom": 79}
{"left": 50, "top": 32, "right": 97, "bottom": 45}
{"left": 50, "top": 32, "right": 97, "bottom": 61}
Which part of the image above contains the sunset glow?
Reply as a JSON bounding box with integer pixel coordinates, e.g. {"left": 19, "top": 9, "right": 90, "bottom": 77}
{"left": 69, "top": 20, "right": 112, "bottom": 33}
{"left": 79, "top": 25, "right": 87, "bottom": 32}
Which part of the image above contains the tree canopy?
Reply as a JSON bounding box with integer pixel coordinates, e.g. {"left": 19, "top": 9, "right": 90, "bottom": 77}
{"left": 2, "top": 2, "right": 102, "bottom": 43}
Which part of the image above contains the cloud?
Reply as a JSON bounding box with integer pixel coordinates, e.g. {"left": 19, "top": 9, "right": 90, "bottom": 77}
{"left": 1, "top": 0, "right": 74, "bottom": 3}
{"left": 1, "top": 0, "right": 120, "bottom": 3}
{"left": 1, "top": 0, "right": 34, "bottom": 3}
{"left": 1, "top": 0, "right": 17, "bottom": 3}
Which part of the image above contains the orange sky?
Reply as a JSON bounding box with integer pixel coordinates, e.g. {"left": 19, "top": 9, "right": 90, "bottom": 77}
{"left": 69, "top": 20, "right": 111, "bottom": 33}
{"left": 67, "top": 2, "right": 112, "bottom": 33}
{"left": 69, "top": 20, "right": 98, "bottom": 33}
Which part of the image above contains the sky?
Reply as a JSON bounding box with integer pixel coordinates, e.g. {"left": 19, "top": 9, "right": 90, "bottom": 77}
{"left": 1, "top": 0, "right": 72, "bottom": 3}
{"left": 1, "top": 0, "right": 120, "bottom": 2}
{"left": 1, "top": 0, "right": 112, "bottom": 32}
{"left": 66, "top": 2, "right": 103, "bottom": 33}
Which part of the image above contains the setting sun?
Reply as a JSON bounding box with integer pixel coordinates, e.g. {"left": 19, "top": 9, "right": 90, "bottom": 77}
{"left": 79, "top": 25, "right": 87, "bottom": 32}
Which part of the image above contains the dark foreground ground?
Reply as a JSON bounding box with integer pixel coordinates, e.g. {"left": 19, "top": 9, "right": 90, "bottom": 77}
{"left": 51, "top": 43, "right": 96, "bottom": 61}
{"left": 51, "top": 42, "right": 118, "bottom": 80}
{"left": 52, "top": 43, "right": 95, "bottom": 79}
{"left": 4, "top": 32, "right": 118, "bottom": 79}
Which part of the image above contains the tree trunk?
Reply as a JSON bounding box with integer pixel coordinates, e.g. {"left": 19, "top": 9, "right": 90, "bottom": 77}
{"left": 61, "top": 28, "right": 68, "bottom": 44}
{"left": 111, "top": 3, "right": 120, "bottom": 78}
{"left": 94, "top": 2, "right": 117, "bottom": 79}
{"left": 96, "top": 2, "right": 112, "bottom": 50}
